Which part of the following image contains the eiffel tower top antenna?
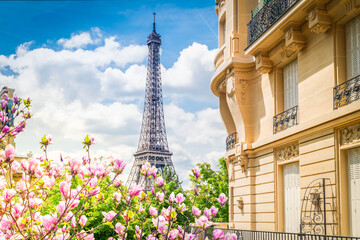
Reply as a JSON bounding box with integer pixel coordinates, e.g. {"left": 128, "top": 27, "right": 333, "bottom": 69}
{"left": 153, "top": 13, "right": 156, "bottom": 32}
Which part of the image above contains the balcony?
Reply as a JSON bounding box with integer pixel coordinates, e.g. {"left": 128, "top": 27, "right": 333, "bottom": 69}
{"left": 214, "top": 45, "right": 225, "bottom": 71}
{"left": 247, "top": 0, "right": 300, "bottom": 47}
{"left": 226, "top": 132, "right": 237, "bottom": 151}
{"left": 273, "top": 106, "right": 298, "bottom": 134}
{"left": 333, "top": 75, "right": 360, "bottom": 110}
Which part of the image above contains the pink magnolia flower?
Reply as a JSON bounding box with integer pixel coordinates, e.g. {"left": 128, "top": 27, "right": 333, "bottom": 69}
{"left": 156, "top": 192, "right": 165, "bottom": 203}
{"left": 194, "top": 186, "right": 199, "bottom": 195}
{"left": 83, "top": 135, "right": 95, "bottom": 146}
{"left": 11, "top": 161, "right": 20, "bottom": 173}
{"left": 69, "top": 199, "right": 80, "bottom": 209}
{"left": 140, "top": 162, "right": 152, "bottom": 177}
{"left": 115, "top": 222, "right": 125, "bottom": 235}
{"left": 155, "top": 176, "right": 164, "bottom": 187}
{"left": 195, "top": 215, "right": 213, "bottom": 230}
{"left": 59, "top": 181, "right": 70, "bottom": 198}
{"left": 192, "top": 206, "right": 201, "bottom": 217}
{"left": 218, "top": 193, "right": 228, "bottom": 206}
{"left": 225, "top": 233, "right": 237, "bottom": 240}
{"left": 40, "top": 134, "right": 53, "bottom": 146}
{"left": 129, "top": 185, "right": 142, "bottom": 197}
{"left": 0, "top": 216, "right": 10, "bottom": 231}
{"left": 192, "top": 167, "right": 200, "bottom": 178}
{"left": 170, "top": 229, "right": 179, "bottom": 240}
{"left": 89, "top": 177, "right": 98, "bottom": 187}
{"left": 113, "top": 175, "right": 122, "bottom": 187}
{"left": 71, "top": 217, "right": 76, "bottom": 228}
{"left": 3, "top": 144, "right": 15, "bottom": 163}
{"left": 56, "top": 201, "right": 66, "bottom": 215}
{"left": 211, "top": 206, "right": 219, "bottom": 218}
{"left": 79, "top": 215, "right": 87, "bottom": 227}
{"left": 169, "top": 192, "right": 175, "bottom": 202}
{"left": 175, "top": 193, "right": 185, "bottom": 205}
{"left": 27, "top": 158, "right": 39, "bottom": 174}
{"left": 43, "top": 176, "right": 56, "bottom": 188}
{"left": 114, "top": 159, "right": 126, "bottom": 173}
{"left": 135, "top": 225, "right": 144, "bottom": 239}
{"left": 113, "top": 192, "right": 122, "bottom": 203}
{"left": 41, "top": 214, "right": 57, "bottom": 231}
{"left": 3, "top": 189, "right": 16, "bottom": 202}
{"left": 151, "top": 166, "right": 158, "bottom": 178}
{"left": 12, "top": 203, "right": 24, "bottom": 218}
{"left": 213, "top": 229, "right": 225, "bottom": 240}
{"left": 149, "top": 206, "right": 158, "bottom": 218}
{"left": 102, "top": 211, "right": 116, "bottom": 222}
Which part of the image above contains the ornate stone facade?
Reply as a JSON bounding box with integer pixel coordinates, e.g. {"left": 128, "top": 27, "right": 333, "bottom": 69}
{"left": 340, "top": 122, "right": 360, "bottom": 146}
{"left": 276, "top": 143, "right": 299, "bottom": 163}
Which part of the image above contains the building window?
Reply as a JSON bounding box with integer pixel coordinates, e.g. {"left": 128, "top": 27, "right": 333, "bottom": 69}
{"left": 283, "top": 59, "right": 298, "bottom": 111}
{"left": 346, "top": 15, "right": 360, "bottom": 80}
{"left": 219, "top": 15, "right": 226, "bottom": 47}
{"left": 347, "top": 147, "right": 360, "bottom": 237}
{"left": 283, "top": 162, "right": 300, "bottom": 233}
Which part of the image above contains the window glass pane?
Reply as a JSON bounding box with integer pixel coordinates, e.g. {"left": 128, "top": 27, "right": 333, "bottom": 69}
{"left": 346, "top": 15, "right": 360, "bottom": 80}
{"left": 283, "top": 59, "right": 298, "bottom": 110}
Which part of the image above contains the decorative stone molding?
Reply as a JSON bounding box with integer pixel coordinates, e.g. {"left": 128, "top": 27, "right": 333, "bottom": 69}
{"left": 307, "top": 8, "right": 331, "bottom": 34}
{"left": 283, "top": 25, "right": 306, "bottom": 55}
{"left": 344, "top": 0, "right": 360, "bottom": 15}
{"left": 276, "top": 143, "right": 299, "bottom": 163}
{"left": 340, "top": 122, "right": 360, "bottom": 146}
{"left": 237, "top": 154, "right": 249, "bottom": 172}
{"left": 235, "top": 142, "right": 249, "bottom": 172}
{"left": 255, "top": 54, "right": 273, "bottom": 74}
{"left": 226, "top": 75, "right": 235, "bottom": 97}
{"left": 238, "top": 80, "right": 248, "bottom": 100}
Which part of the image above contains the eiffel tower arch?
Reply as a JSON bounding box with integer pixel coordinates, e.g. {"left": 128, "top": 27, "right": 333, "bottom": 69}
{"left": 126, "top": 14, "right": 177, "bottom": 191}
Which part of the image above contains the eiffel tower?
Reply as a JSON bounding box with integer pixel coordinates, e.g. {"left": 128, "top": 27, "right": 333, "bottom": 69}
{"left": 126, "top": 14, "right": 176, "bottom": 191}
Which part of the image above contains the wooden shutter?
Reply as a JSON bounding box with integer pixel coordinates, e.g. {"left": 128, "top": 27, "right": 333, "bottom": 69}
{"left": 283, "top": 162, "right": 300, "bottom": 233}
{"left": 348, "top": 148, "right": 360, "bottom": 237}
{"left": 346, "top": 15, "right": 360, "bottom": 80}
{"left": 283, "top": 59, "right": 298, "bottom": 110}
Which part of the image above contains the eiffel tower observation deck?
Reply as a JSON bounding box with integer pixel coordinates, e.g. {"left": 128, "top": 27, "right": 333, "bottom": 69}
{"left": 126, "top": 14, "right": 176, "bottom": 191}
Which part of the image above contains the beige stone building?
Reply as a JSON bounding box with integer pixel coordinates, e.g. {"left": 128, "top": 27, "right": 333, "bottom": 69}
{"left": 211, "top": 0, "right": 360, "bottom": 237}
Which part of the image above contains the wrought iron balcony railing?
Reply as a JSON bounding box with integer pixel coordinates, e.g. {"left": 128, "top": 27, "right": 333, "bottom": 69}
{"left": 247, "top": 0, "right": 300, "bottom": 46}
{"left": 226, "top": 132, "right": 237, "bottom": 151}
{"left": 333, "top": 75, "right": 360, "bottom": 109}
{"left": 186, "top": 227, "right": 360, "bottom": 240}
{"left": 273, "top": 105, "right": 298, "bottom": 134}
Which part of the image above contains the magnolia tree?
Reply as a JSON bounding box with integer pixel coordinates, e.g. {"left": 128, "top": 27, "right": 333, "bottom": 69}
{"left": 0, "top": 93, "right": 235, "bottom": 240}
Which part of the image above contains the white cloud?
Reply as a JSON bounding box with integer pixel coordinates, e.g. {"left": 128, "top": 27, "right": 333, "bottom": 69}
{"left": 0, "top": 28, "right": 225, "bottom": 188}
{"left": 57, "top": 27, "right": 103, "bottom": 49}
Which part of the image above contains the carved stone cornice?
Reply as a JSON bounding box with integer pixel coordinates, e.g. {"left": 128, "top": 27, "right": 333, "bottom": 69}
{"left": 235, "top": 142, "right": 249, "bottom": 172}
{"left": 283, "top": 24, "right": 306, "bottom": 55}
{"left": 340, "top": 122, "right": 360, "bottom": 146}
{"left": 276, "top": 143, "right": 299, "bottom": 163}
{"left": 307, "top": 8, "right": 332, "bottom": 34}
{"left": 255, "top": 53, "right": 273, "bottom": 74}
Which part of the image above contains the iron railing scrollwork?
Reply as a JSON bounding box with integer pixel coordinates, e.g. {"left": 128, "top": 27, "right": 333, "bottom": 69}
{"left": 226, "top": 132, "right": 237, "bottom": 151}
{"left": 190, "top": 227, "right": 360, "bottom": 240}
{"left": 333, "top": 75, "right": 360, "bottom": 109}
{"left": 300, "top": 178, "right": 335, "bottom": 235}
{"left": 273, "top": 106, "right": 298, "bottom": 134}
{"left": 247, "top": 0, "right": 300, "bottom": 46}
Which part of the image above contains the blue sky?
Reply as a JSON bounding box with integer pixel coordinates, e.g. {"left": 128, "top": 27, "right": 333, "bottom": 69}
{"left": 0, "top": 1, "right": 218, "bottom": 68}
{"left": 0, "top": 1, "right": 225, "bottom": 187}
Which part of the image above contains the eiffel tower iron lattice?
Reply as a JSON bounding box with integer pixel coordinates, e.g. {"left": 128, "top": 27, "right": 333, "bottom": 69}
{"left": 126, "top": 14, "right": 177, "bottom": 191}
